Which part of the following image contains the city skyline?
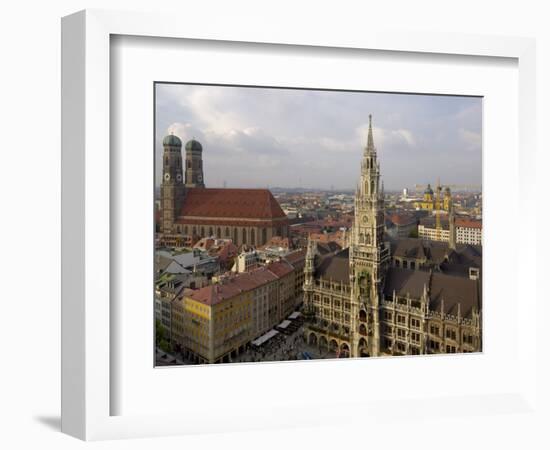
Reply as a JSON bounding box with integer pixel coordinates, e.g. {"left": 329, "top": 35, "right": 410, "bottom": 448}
{"left": 155, "top": 83, "right": 482, "bottom": 191}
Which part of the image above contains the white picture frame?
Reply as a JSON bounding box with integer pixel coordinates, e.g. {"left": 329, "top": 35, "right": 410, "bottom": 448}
{"left": 61, "top": 9, "right": 540, "bottom": 442}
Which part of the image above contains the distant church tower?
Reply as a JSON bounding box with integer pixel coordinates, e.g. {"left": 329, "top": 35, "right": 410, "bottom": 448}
{"left": 349, "top": 115, "right": 391, "bottom": 357}
{"left": 160, "top": 133, "right": 185, "bottom": 234}
{"left": 184, "top": 139, "right": 205, "bottom": 188}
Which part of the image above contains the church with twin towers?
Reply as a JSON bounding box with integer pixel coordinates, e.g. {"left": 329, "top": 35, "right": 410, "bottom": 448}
{"left": 159, "top": 133, "right": 290, "bottom": 248}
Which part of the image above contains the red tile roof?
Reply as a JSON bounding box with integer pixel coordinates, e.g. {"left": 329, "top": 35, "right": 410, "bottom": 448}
{"left": 193, "top": 237, "right": 216, "bottom": 250}
{"left": 284, "top": 249, "right": 307, "bottom": 266}
{"left": 178, "top": 188, "right": 287, "bottom": 220}
{"left": 456, "top": 218, "right": 482, "bottom": 229}
{"left": 266, "top": 260, "right": 294, "bottom": 278}
{"left": 389, "top": 213, "right": 416, "bottom": 226}
{"left": 211, "top": 241, "right": 238, "bottom": 262}
{"left": 261, "top": 236, "right": 291, "bottom": 249}
{"left": 186, "top": 266, "right": 279, "bottom": 306}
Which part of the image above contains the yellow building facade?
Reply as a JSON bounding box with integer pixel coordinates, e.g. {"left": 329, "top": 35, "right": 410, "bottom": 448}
{"left": 174, "top": 286, "right": 253, "bottom": 364}
{"left": 414, "top": 184, "right": 452, "bottom": 211}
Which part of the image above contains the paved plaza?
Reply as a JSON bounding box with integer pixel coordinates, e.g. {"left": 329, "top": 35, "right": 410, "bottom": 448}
{"left": 156, "top": 321, "right": 344, "bottom": 367}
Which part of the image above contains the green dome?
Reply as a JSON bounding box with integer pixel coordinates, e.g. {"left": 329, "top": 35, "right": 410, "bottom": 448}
{"left": 163, "top": 134, "right": 182, "bottom": 147}
{"left": 185, "top": 139, "right": 203, "bottom": 152}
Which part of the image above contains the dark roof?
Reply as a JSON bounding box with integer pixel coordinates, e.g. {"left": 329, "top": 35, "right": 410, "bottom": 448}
{"left": 185, "top": 139, "right": 202, "bottom": 152}
{"left": 314, "top": 248, "right": 350, "bottom": 284}
{"left": 155, "top": 254, "right": 174, "bottom": 272}
{"left": 390, "top": 238, "right": 482, "bottom": 277}
{"left": 391, "top": 238, "right": 431, "bottom": 260}
{"left": 316, "top": 241, "right": 342, "bottom": 255}
{"left": 383, "top": 267, "right": 480, "bottom": 318}
{"left": 430, "top": 271, "right": 480, "bottom": 317}
{"left": 383, "top": 267, "right": 430, "bottom": 299}
{"left": 163, "top": 134, "right": 182, "bottom": 147}
{"left": 178, "top": 188, "right": 287, "bottom": 220}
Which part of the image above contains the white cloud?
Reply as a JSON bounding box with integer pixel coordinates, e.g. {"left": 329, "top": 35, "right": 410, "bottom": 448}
{"left": 156, "top": 84, "right": 482, "bottom": 189}
{"left": 355, "top": 124, "right": 416, "bottom": 150}
{"left": 459, "top": 128, "right": 482, "bottom": 151}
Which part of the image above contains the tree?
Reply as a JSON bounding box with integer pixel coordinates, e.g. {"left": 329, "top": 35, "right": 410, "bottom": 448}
{"left": 155, "top": 319, "right": 170, "bottom": 352}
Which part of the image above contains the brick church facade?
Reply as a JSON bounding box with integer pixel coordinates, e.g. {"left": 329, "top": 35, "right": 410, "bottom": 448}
{"left": 159, "top": 134, "right": 289, "bottom": 247}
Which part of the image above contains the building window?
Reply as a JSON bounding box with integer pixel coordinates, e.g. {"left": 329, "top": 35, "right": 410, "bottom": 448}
{"left": 430, "top": 325, "right": 439, "bottom": 335}
{"left": 411, "top": 318, "right": 420, "bottom": 329}
{"left": 445, "top": 328, "right": 457, "bottom": 341}
{"left": 397, "top": 315, "right": 406, "bottom": 325}
{"left": 403, "top": 260, "right": 408, "bottom": 269}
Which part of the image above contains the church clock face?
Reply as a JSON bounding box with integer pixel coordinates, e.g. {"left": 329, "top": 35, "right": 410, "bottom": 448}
{"left": 176, "top": 174, "right": 182, "bottom": 182}
{"left": 164, "top": 173, "right": 170, "bottom": 181}
{"left": 197, "top": 174, "right": 203, "bottom": 182}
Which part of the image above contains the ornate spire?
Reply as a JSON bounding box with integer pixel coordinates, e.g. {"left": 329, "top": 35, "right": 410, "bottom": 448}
{"left": 366, "top": 114, "right": 375, "bottom": 153}
{"left": 306, "top": 234, "right": 316, "bottom": 259}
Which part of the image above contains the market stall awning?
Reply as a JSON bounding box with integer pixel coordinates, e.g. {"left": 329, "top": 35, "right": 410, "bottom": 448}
{"left": 251, "top": 329, "right": 279, "bottom": 346}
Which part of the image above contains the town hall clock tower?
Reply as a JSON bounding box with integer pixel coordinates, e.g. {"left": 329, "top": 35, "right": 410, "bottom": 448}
{"left": 349, "top": 115, "right": 391, "bottom": 357}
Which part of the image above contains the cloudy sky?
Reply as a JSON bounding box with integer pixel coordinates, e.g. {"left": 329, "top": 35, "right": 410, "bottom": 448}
{"left": 155, "top": 83, "right": 482, "bottom": 191}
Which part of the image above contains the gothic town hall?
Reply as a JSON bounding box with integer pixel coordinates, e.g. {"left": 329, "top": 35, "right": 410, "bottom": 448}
{"left": 302, "top": 116, "right": 482, "bottom": 358}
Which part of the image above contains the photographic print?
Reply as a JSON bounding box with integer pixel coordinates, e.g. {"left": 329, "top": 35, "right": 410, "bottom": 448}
{"left": 154, "top": 83, "right": 482, "bottom": 366}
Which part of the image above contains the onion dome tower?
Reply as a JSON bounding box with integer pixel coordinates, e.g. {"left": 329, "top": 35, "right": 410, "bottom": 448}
{"left": 184, "top": 139, "right": 205, "bottom": 188}
{"left": 160, "top": 133, "right": 185, "bottom": 234}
